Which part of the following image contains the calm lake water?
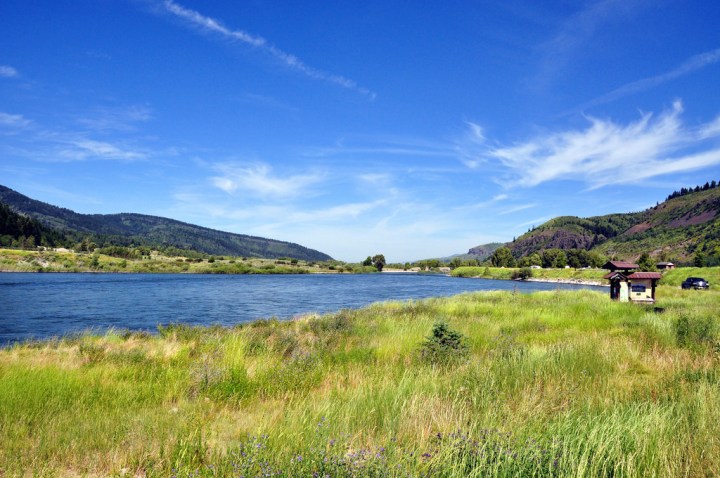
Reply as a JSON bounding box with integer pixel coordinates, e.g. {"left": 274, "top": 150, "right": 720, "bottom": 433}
{"left": 0, "top": 272, "right": 603, "bottom": 345}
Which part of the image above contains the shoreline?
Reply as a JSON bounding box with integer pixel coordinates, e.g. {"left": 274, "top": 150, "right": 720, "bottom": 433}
{"left": 524, "top": 277, "right": 608, "bottom": 287}
{"left": 456, "top": 274, "right": 608, "bottom": 287}
{"left": 0, "top": 268, "right": 606, "bottom": 286}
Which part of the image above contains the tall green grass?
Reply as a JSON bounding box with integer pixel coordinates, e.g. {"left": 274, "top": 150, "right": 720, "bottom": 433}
{"left": 1, "top": 288, "right": 719, "bottom": 476}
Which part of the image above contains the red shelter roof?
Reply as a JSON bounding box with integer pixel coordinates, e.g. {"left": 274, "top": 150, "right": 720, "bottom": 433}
{"left": 603, "top": 261, "right": 640, "bottom": 271}
{"left": 627, "top": 272, "right": 662, "bottom": 280}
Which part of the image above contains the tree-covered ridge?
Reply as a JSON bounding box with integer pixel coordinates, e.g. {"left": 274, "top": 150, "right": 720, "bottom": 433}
{"left": 0, "top": 185, "right": 333, "bottom": 261}
{"left": 665, "top": 179, "right": 718, "bottom": 202}
{"left": 0, "top": 203, "right": 68, "bottom": 249}
{"left": 509, "top": 211, "right": 644, "bottom": 258}
{"left": 505, "top": 183, "right": 720, "bottom": 266}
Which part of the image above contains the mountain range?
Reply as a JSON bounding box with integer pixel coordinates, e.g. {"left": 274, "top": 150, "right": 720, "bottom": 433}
{"left": 0, "top": 185, "right": 332, "bottom": 262}
{"left": 467, "top": 182, "right": 720, "bottom": 265}
{"left": 4, "top": 182, "right": 720, "bottom": 266}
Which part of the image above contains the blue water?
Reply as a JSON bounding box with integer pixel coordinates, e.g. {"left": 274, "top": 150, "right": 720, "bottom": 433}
{"left": 0, "top": 272, "right": 603, "bottom": 345}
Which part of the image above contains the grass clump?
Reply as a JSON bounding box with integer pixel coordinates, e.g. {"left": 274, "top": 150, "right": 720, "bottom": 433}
{"left": 673, "top": 313, "right": 717, "bottom": 349}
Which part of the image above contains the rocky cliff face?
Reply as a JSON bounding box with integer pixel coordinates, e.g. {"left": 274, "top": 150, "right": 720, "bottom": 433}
{"left": 467, "top": 243, "right": 503, "bottom": 260}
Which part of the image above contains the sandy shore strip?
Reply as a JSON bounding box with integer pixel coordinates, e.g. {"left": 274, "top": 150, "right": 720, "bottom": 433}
{"left": 525, "top": 277, "right": 607, "bottom": 287}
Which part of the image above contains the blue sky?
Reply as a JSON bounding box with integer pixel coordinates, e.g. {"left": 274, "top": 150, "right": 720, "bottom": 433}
{"left": 1, "top": 0, "right": 719, "bottom": 262}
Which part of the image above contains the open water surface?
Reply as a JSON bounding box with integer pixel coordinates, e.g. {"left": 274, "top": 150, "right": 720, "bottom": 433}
{"left": 0, "top": 272, "right": 603, "bottom": 345}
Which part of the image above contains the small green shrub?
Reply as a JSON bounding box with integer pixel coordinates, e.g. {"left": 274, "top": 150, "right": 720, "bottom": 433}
{"left": 511, "top": 267, "right": 534, "bottom": 280}
{"left": 419, "top": 320, "right": 469, "bottom": 364}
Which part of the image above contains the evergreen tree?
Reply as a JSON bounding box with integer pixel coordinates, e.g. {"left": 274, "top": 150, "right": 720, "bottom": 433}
{"left": 637, "top": 252, "right": 656, "bottom": 271}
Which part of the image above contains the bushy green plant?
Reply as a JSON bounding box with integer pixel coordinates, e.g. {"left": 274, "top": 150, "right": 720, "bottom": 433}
{"left": 419, "top": 320, "right": 469, "bottom": 364}
{"left": 511, "top": 267, "right": 534, "bottom": 280}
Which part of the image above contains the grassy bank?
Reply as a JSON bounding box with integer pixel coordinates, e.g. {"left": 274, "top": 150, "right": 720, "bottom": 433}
{"left": 654, "top": 266, "right": 720, "bottom": 286}
{"left": 451, "top": 265, "right": 720, "bottom": 287}
{"left": 1, "top": 286, "right": 719, "bottom": 476}
{"left": 0, "top": 248, "right": 358, "bottom": 274}
{"left": 451, "top": 266, "right": 608, "bottom": 282}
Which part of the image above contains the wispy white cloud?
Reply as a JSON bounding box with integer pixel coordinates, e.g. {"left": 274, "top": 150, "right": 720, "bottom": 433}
{"left": 237, "top": 93, "right": 296, "bottom": 112}
{"left": 58, "top": 139, "right": 147, "bottom": 161}
{"left": 273, "top": 200, "right": 387, "bottom": 224}
{"left": 535, "top": 0, "right": 645, "bottom": 84}
{"left": 543, "top": 0, "right": 634, "bottom": 54}
{"left": 0, "top": 105, "right": 156, "bottom": 162}
{"left": 455, "top": 121, "right": 489, "bottom": 169}
{"left": 301, "top": 135, "right": 461, "bottom": 182}
{"left": 172, "top": 163, "right": 499, "bottom": 261}
{"left": 574, "top": 47, "right": 720, "bottom": 112}
{"left": 700, "top": 116, "right": 720, "bottom": 139}
{"left": 462, "top": 193, "right": 509, "bottom": 210}
{"left": 211, "top": 162, "right": 325, "bottom": 198}
{"left": 76, "top": 105, "right": 153, "bottom": 132}
{"left": 0, "top": 65, "right": 18, "bottom": 78}
{"left": 0, "top": 112, "right": 31, "bottom": 128}
{"left": 358, "top": 173, "right": 393, "bottom": 185}
{"left": 472, "top": 100, "right": 720, "bottom": 188}
{"left": 515, "top": 216, "right": 553, "bottom": 229}
{"left": 162, "top": 0, "right": 375, "bottom": 98}
{"left": 498, "top": 203, "right": 537, "bottom": 215}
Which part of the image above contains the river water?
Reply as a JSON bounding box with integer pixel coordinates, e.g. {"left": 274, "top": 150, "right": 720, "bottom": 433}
{"left": 0, "top": 272, "right": 603, "bottom": 345}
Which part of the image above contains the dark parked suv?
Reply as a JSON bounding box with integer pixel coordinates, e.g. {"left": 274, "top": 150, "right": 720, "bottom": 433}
{"left": 681, "top": 277, "right": 710, "bottom": 289}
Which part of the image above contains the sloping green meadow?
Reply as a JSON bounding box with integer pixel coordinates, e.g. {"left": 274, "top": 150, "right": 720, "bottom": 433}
{"left": 1, "top": 288, "right": 719, "bottom": 477}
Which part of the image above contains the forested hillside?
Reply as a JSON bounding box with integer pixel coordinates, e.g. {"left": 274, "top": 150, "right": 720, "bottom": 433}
{"left": 0, "top": 203, "right": 68, "bottom": 249}
{"left": 506, "top": 182, "right": 720, "bottom": 265}
{"left": 0, "top": 185, "right": 333, "bottom": 261}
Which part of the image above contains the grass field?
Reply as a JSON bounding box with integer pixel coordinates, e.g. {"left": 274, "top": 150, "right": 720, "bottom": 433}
{"left": 0, "top": 248, "right": 357, "bottom": 275}
{"left": 1, "top": 286, "right": 719, "bottom": 476}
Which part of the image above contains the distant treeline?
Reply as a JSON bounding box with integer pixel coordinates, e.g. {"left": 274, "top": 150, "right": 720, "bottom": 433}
{"left": 666, "top": 180, "right": 718, "bottom": 201}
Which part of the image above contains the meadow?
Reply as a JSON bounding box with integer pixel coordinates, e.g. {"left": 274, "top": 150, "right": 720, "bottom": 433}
{"left": 0, "top": 248, "right": 358, "bottom": 275}
{"left": 1, "top": 285, "right": 719, "bottom": 476}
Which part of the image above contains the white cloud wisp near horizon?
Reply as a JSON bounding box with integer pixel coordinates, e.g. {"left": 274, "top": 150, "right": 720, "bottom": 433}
{"left": 211, "top": 162, "right": 325, "bottom": 198}
{"left": 476, "top": 100, "right": 720, "bottom": 188}
{"left": 162, "top": 0, "right": 375, "bottom": 98}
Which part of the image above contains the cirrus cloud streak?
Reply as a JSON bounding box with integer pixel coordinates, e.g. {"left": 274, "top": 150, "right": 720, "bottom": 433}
{"left": 162, "top": 1, "right": 375, "bottom": 98}
{"left": 476, "top": 100, "right": 720, "bottom": 188}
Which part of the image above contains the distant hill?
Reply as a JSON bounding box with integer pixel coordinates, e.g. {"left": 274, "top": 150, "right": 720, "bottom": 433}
{"left": 0, "top": 185, "right": 333, "bottom": 261}
{"left": 509, "top": 213, "right": 642, "bottom": 258}
{"left": 467, "top": 242, "right": 504, "bottom": 261}
{"left": 507, "top": 183, "right": 720, "bottom": 264}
